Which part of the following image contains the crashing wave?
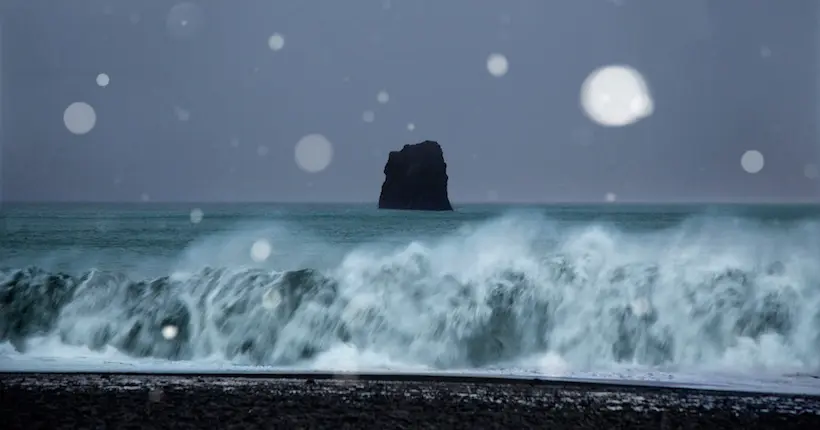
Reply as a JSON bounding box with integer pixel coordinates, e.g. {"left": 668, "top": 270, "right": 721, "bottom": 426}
{"left": 2, "top": 214, "right": 818, "bottom": 373}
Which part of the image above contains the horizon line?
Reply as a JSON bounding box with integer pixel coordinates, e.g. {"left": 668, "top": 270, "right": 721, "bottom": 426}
{"left": 1, "top": 200, "right": 818, "bottom": 206}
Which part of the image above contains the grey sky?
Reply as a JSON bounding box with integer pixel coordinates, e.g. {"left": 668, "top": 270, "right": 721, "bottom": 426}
{"left": 1, "top": 0, "right": 818, "bottom": 204}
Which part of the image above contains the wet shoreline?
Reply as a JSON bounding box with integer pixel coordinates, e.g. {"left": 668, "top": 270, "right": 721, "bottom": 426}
{"left": 2, "top": 372, "right": 819, "bottom": 429}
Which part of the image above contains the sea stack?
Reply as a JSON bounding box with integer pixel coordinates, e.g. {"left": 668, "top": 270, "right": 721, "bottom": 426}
{"left": 378, "top": 140, "right": 453, "bottom": 211}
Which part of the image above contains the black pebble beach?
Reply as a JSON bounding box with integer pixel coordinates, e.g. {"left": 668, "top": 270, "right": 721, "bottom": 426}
{"left": 2, "top": 372, "right": 819, "bottom": 429}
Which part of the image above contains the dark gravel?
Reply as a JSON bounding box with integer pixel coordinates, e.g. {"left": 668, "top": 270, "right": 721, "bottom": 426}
{"left": 2, "top": 372, "right": 819, "bottom": 429}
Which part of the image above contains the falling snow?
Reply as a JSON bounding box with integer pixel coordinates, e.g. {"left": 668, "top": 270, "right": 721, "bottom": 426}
{"left": 174, "top": 106, "right": 191, "bottom": 122}
{"left": 268, "top": 33, "right": 285, "bottom": 51}
{"left": 295, "top": 134, "right": 334, "bottom": 173}
{"left": 161, "top": 325, "right": 178, "bottom": 340}
{"left": 63, "top": 102, "right": 97, "bottom": 135}
{"left": 580, "top": 65, "right": 653, "bottom": 127}
{"left": 486, "top": 53, "right": 509, "bottom": 77}
{"left": 804, "top": 164, "right": 819, "bottom": 180}
{"left": 741, "top": 150, "right": 765, "bottom": 174}
{"left": 96, "top": 73, "right": 110, "bottom": 87}
{"left": 166, "top": 2, "right": 205, "bottom": 40}
{"left": 250, "top": 239, "right": 273, "bottom": 262}
{"left": 189, "top": 208, "right": 204, "bottom": 224}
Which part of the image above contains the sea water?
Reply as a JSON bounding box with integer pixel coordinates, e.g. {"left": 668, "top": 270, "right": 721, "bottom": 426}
{"left": 2, "top": 202, "right": 820, "bottom": 394}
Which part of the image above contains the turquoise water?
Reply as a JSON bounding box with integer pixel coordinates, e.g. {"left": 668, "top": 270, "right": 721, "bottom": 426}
{"left": 2, "top": 202, "right": 816, "bottom": 262}
{"left": 1, "top": 203, "right": 820, "bottom": 377}
{"left": 1, "top": 203, "right": 702, "bottom": 271}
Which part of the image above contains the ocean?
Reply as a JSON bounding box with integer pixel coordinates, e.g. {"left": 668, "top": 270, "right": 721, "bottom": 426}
{"left": 2, "top": 202, "right": 820, "bottom": 393}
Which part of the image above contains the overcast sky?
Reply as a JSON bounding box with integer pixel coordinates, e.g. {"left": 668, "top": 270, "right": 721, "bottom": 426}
{"left": 1, "top": 0, "right": 818, "bottom": 204}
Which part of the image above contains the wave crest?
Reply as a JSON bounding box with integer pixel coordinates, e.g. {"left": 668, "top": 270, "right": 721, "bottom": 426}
{"left": 2, "top": 214, "right": 819, "bottom": 373}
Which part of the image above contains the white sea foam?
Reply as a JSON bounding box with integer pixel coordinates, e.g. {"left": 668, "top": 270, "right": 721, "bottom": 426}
{"left": 2, "top": 212, "right": 820, "bottom": 394}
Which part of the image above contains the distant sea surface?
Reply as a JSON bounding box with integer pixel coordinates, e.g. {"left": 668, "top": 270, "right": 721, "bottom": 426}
{"left": 2, "top": 203, "right": 820, "bottom": 393}
{"left": 3, "top": 202, "right": 817, "bottom": 268}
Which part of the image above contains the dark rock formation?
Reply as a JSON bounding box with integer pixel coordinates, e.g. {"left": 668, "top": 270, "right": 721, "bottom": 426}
{"left": 378, "top": 140, "right": 453, "bottom": 211}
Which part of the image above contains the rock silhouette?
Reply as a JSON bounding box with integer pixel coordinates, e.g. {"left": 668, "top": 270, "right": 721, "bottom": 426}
{"left": 378, "top": 140, "right": 453, "bottom": 211}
